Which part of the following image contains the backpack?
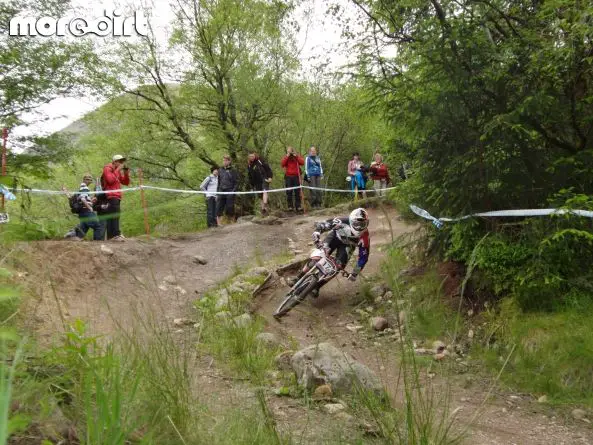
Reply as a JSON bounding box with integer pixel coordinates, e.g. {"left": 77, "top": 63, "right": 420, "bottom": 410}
{"left": 69, "top": 194, "right": 84, "bottom": 214}
{"left": 93, "top": 174, "right": 109, "bottom": 211}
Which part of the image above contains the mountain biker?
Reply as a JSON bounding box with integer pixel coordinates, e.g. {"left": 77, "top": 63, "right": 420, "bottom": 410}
{"left": 291, "top": 208, "right": 370, "bottom": 298}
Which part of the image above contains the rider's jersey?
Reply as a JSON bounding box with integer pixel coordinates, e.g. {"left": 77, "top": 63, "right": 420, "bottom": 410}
{"left": 318, "top": 217, "right": 370, "bottom": 270}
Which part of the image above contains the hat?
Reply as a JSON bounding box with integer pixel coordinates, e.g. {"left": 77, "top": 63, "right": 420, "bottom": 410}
{"left": 112, "top": 154, "right": 127, "bottom": 162}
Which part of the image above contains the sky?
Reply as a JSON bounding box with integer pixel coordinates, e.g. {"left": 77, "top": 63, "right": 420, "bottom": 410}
{"left": 10, "top": 0, "right": 362, "bottom": 141}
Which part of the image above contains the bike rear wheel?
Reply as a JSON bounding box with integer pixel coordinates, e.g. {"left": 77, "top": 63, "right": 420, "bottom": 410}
{"left": 273, "top": 274, "right": 319, "bottom": 318}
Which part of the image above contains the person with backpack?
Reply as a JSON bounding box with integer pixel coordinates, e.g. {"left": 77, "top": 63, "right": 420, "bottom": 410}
{"left": 247, "top": 151, "right": 273, "bottom": 215}
{"left": 217, "top": 155, "right": 239, "bottom": 223}
{"left": 305, "top": 146, "right": 323, "bottom": 208}
{"left": 62, "top": 174, "right": 104, "bottom": 241}
{"left": 281, "top": 146, "right": 305, "bottom": 213}
{"left": 200, "top": 166, "right": 219, "bottom": 228}
{"left": 102, "top": 154, "right": 130, "bottom": 241}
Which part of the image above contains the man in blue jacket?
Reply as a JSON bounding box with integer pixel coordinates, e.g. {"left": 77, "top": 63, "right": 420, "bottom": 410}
{"left": 305, "top": 146, "right": 323, "bottom": 208}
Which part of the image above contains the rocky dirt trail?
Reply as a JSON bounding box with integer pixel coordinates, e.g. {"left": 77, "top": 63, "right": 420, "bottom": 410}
{"left": 11, "top": 207, "right": 593, "bottom": 444}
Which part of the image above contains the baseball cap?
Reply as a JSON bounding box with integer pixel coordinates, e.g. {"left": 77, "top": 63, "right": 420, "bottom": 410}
{"left": 112, "top": 154, "right": 127, "bottom": 162}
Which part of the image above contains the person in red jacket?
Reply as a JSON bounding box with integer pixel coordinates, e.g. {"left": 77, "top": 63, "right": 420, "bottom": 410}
{"left": 102, "top": 154, "right": 131, "bottom": 241}
{"left": 281, "top": 146, "right": 304, "bottom": 213}
{"left": 369, "top": 153, "right": 391, "bottom": 197}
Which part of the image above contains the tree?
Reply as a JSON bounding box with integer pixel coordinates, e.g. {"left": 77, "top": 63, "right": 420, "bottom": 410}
{"left": 106, "top": 0, "right": 299, "bottom": 192}
{"left": 0, "top": 0, "right": 99, "bottom": 128}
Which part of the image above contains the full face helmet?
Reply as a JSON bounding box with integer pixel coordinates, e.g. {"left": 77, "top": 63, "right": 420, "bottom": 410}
{"left": 349, "top": 208, "right": 369, "bottom": 235}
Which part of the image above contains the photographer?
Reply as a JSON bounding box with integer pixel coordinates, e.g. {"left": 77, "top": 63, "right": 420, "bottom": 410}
{"left": 101, "top": 154, "right": 131, "bottom": 241}
{"left": 280, "top": 146, "right": 304, "bottom": 213}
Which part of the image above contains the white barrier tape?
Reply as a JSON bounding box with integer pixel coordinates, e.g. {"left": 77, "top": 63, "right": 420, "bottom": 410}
{"left": 23, "top": 187, "right": 142, "bottom": 196}
{"left": 410, "top": 204, "right": 593, "bottom": 229}
{"left": 13, "top": 184, "right": 399, "bottom": 196}
{"left": 140, "top": 185, "right": 300, "bottom": 195}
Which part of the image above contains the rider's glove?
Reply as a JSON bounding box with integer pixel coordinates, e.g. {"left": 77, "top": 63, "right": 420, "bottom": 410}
{"left": 312, "top": 231, "right": 321, "bottom": 243}
{"left": 314, "top": 222, "right": 327, "bottom": 232}
{"left": 348, "top": 273, "right": 358, "bottom": 282}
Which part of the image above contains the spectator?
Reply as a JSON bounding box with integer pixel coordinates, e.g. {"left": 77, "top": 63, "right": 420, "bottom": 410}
{"left": 102, "top": 154, "right": 130, "bottom": 241}
{"left": 62, "top": 174, "right": 104, "bottom": 241}
{"left": 247, "top": 151, "right": 273, "bottom": 215}
{"left": 398, "top": 162, "right": 410, "bottom": 181}
{"left": 369, "top": 153, "right": 391, "bottom": 197}
{"left": 281, "top": 146, "right": 305, "bottom": 213}
{"left": 217, "top": 155, "right": 238, "bottom": 223}
{"left": 305, "top": 146, "right": 323, "bottom": 208}
{"left": 347, "top": 152, "right": 367, "bottom": 198}
{"left": 200, "top": 166, "right": 219, "bottom": 228}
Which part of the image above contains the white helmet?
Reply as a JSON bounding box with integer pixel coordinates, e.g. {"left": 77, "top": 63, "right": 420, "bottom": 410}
{"left": 349, "top": 208, "right": 369, "bottom": 234}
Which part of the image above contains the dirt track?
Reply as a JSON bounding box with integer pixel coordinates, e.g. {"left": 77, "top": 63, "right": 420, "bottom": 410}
{"left": 12, "top": 207, "right": 593, "bottom": 444}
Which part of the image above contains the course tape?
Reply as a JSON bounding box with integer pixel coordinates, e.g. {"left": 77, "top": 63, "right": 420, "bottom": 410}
{"left": 410, "top": 204, "right": 593, "bottom": 229}
{"left": 13, "top": 184, "right": 399, "bottom": 196}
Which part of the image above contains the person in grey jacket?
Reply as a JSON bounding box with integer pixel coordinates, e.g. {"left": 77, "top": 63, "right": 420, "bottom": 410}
{"left": 305, "top": 146, "right": 323, "bottom": 208}
{"left": 200, "top": 166, "right": 219, "bottom": 228}
{"left": 216, "top": 155, "right": 239, "bottom": 223}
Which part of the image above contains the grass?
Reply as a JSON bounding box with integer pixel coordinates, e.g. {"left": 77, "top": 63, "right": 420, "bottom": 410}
{"left": 476, "top": 298, "right": 593, "bottom": 407}
{"left": 195, "top": 272, "right": 282, "bottom": 383}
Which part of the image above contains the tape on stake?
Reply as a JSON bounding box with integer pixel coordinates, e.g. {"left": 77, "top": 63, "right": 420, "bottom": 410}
{"left": 410, "top": 204, "right": 593, "bottom": 229}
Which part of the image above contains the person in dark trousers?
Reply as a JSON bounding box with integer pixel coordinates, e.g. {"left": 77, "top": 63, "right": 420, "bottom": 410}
{"left": 62, "top": 174, "right": 104, "bottom": 241}
{"left": 305, "top": 146, "right": 323, "bottom": 208}
{"left": 281, "top": 146, "right": 304, "bottom": 213}
{"left": 102, "top": 154, "right": 131, "bottom": 241}
{"left": 216, "top": 155, "right": 238, "bottom": 223}
{"left": 200, "top": 166, "right": 219, "bottom": 228}
{"left": 247, "top": 151, "right": 273, "bottom": 214}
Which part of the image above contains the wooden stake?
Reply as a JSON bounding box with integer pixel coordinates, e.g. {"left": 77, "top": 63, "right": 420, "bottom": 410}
{"left": 138, "top": 168, "right": 150, "bottom": 236}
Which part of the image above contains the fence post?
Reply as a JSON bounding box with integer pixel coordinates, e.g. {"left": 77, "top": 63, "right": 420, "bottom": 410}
{"left": 1, "top": 128, "right": 7, "bottom": 213}
{"left": 138, "top": 168, "right": 150, "bottom": 236}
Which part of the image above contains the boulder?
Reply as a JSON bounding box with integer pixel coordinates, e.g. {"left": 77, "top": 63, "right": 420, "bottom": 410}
{"left": 371, "top": 317, "right": 389, "bottom": 332}
{"left": 275, "top": 350, "right": 294, "bottom": 371}
{"left": 100, "top": 244, "right": 114, "bottom": 256}
{"left": 163, "top": 275, "right": 177, "bottom": 285}
{"left": 290, "top": 343, "right": 384, "bottom": 396}
{"left": 572, "top": 409, "right": 587, "bottom": 420}
{"left": 233, "top": 313, "right": 253, "bottom": 328}
{"left": 173, "top": 318, "right": 195, "bottom": 327}
{"left": 215, "top": 289, "right": 231, "bottom": 311}
{"left": 256, "top": 332, "right": 281, "bottom": 348}
{"left": 313, "top": 384, "right": 333, "bottom": 400}
{"left": 370, "top": 285, "right": 386, "bottom": 299}
{"left": 323, "top": 403, "right": 346, "bottom": 415}
{"left": 432, "top": 340, "right": 447, "bottom": 354}
{"left": 193, "top": 255, "right": 208, "bottom": 265}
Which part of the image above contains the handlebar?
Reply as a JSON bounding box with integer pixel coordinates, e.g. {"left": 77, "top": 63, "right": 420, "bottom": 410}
{"left": 313, "top": 239, "right": 352, "bottom": 278}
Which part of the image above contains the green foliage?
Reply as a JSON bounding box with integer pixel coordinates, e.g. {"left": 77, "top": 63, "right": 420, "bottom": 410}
{"left": 352, "top": 0, "right": 593, "bottom": 312}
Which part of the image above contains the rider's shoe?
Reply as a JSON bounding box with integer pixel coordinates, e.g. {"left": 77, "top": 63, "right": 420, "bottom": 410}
{"left": 310, "top": 287, "right": 319, "bottom": 298}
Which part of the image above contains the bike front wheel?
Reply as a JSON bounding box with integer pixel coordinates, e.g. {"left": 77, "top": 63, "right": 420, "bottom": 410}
{"left": 273, "top": 274, "right": 319, "bottom": 319}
